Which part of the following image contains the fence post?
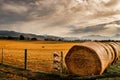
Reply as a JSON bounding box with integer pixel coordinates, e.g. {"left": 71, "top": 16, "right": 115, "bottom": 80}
{"left": 1, "top": 48, "right": 4, "bottom": 64}
{"left": 53, "top": 52, "right": 60, "bottom": 71}
{"left": 53, "top": 51, "right": 63, "bottom": 75}
{"left": 60, "top": 51, "right": 63, "bottom": 75}
{"left": 24, "top": 49, "right": 27, "bottom": 70}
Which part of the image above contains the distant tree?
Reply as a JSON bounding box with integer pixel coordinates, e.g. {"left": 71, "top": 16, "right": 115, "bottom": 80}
{"left": 7, "top": 36, "right": 19, "bottom": 40}
{"left": 0, "top": 36, "right": 7, "bottom": 39}
{"left": 44, "top": 38, "right": 55, "bottom": 41}
{"left": 7, "top": 36, "right": 13, "bottom": 40}
{"left": 58, "top": 38, "right": 64, "bottom": 41}
{"left": 19, "top": 35, "right": 25, "bottom": 40}
{"left": 26, "top": 37, "right": 30, "bottom": 40}
{"left": 31, "top": 37, "right": 37, "bottom": 40}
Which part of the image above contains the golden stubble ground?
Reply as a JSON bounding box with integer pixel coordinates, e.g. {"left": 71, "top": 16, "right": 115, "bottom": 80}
{"left": 0, "top": 40, "right": 79, "bottom": 73}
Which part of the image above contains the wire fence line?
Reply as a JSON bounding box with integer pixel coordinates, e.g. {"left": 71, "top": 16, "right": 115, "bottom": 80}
{"left": 0, "top": 48, "right": 64, "bottom": 74}
{"left": 0, "top": 48, "right": 120, "bottom": 80}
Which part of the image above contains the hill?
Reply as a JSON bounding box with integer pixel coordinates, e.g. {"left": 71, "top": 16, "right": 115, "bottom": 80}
{"left": 0, "top": 30, "right": 62, "bottom": 41}
{"left": 0, "top": 30, "right": 120, "bottom": 41}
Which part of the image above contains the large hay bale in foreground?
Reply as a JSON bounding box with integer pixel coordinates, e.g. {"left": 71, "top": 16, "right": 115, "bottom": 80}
{"left": 108, "top": 42, "right": 120, "bottom": 62}
{"left": 65, "top": 42, "right": 120, "bottom": 76}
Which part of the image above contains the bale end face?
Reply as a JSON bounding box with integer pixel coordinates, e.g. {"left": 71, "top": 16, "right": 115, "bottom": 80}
{"left": 65, "top": 45, "right": 102, "bottom": 76}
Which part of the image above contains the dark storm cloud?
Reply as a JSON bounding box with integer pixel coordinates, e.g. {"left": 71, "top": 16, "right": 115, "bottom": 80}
{"left": 1, "top": 0, "right": 36, "bottom": 4}
{"left": 0, "top": 10, "right": 29, "bottom": 24}
{"left": 0, "top": 1, "right": 29, "bottom": 25}
{"left": 0, "top": 0, "right": 56, "bottom": 25}
{"left": 68, "top": 19, "right": 120, "bottom": 37}
{"left": 70, "top": 24, "right": 107, "bottom": 34}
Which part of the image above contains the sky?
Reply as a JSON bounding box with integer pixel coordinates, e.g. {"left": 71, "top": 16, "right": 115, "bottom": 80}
{"left": 0, "top": 0, "right": 120, "bottom": 38}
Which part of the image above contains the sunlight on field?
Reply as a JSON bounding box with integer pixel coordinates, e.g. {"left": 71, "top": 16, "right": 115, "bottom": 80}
{"left": 0, "top": 40, "right": 79, "bottom": 72}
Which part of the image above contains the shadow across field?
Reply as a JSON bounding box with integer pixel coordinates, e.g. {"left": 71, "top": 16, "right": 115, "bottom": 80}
{"left": 0, "top": 64, "right": 63, "bottom": 80}
{"left": 0, "top": 63, "right": 120, "bottom": 80}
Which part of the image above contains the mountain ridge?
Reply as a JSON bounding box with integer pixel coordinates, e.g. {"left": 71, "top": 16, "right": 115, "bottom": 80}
{"left": 0, "top": 30, "right": 62, "bottom": 40}
{"left": 0, "top": 30, "right": 120, "bottom": 40}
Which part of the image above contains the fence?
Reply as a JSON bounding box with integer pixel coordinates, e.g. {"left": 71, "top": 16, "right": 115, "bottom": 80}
{"left": 0, "top": 48, "right": 120, "bottom": 80}
{"left": 0, "top": 48, "right": 64, "bottom": 74}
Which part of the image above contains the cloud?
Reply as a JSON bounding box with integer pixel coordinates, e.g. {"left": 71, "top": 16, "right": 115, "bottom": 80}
{"left": 100, "top": 25, "right": 120, "bottom": 36}
{"left": 70, "top": 24, "right": 107, "bottom": 34}
{"left": 104, "top": 0, "right": 119, "bottom": 7}
{"left": 1, "top": 3, "right": 28, "bottom": 14}
{"left": 0, "top": 11, "right": 29, "bottom": 25}
{"left": 0, "top": 0, "right": 31, "bottom": 25}
{"left": 68, "top": 20, "right": 120, "bottom": 37}
{"left": 0, "top": 0, "right": 120, "bottom": 38}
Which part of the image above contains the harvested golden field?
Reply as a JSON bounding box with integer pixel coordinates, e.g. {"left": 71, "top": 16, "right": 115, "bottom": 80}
{"left": 0, "top": 40, "right": 79, "bottom": 73}
{"left": 0, "top": 40, "right": 120, "bottom": 80}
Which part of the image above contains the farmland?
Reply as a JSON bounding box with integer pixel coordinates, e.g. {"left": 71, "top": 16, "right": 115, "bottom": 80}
{"left": 0, "top": 40, "right": 79, "bottom": 72}
{"left": 0, "top": 40, "right": 120, "bottom": 80}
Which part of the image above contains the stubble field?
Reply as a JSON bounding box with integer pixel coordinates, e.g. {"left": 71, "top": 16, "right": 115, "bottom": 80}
{"left": 0, "top": 40, "right": 79, "bottom": 73}
{"left": 0, "top": 40, "right": 120, "bottom": 80}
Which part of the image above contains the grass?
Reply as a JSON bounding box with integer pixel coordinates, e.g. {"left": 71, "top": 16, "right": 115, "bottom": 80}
{"left": 0, "top": 72, "right": 6, "bottom": 80}
{"left": 97, "top": 59, "right": 120, "bottom": 80}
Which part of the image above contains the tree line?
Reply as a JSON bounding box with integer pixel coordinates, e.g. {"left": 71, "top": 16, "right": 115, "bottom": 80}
{"left": 0, "top": 35, "right": 37, "bottom": 41}
{"left": 0, "top": 35, "right": 119, "bottom": 42}
{"left": 0, "top": 35, "right": 63, "bottom": 41}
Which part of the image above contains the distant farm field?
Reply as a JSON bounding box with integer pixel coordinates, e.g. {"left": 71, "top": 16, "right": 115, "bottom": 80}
{"left": 0, "top": 40, "right": 79, "bottom": 72}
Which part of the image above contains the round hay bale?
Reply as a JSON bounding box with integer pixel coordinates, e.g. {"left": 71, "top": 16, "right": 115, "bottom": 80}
{"left": 116, "top": 42, "right": 120, "bottom": 46}
{"left": 97, "top": 42, "right": 114, "bottom": 65}
{"left": 65, "top": 42, "right": 116, "bottom": 76}
{"left": 108, "top": 42, "right": 120, "bottom": 63}
{"left": 116, "top": 42, "right": 120, "bottom": 55}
